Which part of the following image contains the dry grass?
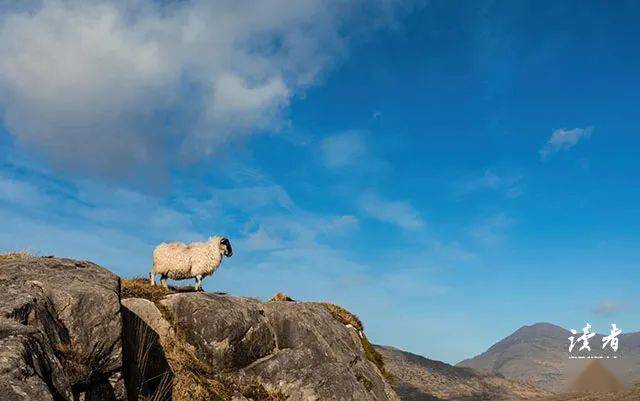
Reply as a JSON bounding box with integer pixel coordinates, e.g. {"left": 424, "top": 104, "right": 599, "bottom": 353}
{"left": 164, "top": 329, "right": 287, "bottom": 401}
{"left": 140, "top": 373, "right": 172, "bottom": 401}
{"left": 0, "top": 252, "right": 33, "bottom": 261}
{"left": 537, "top": 383, "right": 640, "bottom": 401}
{"left": 321, "top": 303, "right": 364, "bottom": 332}
{"left": 53, "top": 339, "right": 90, "bottom": 386}
{"left": 121, "top": 278, "right": 176, "bottom": 303}
{"left": 321, "top": 302, "right": 393, "bottom": 384}
{"left": 270, "top": 292, "right": 295, "bottom": 302}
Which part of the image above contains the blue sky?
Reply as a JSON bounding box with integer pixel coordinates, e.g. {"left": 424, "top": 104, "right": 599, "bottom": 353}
{"left": 1, "top": 0, "right": 639, "bottom": 364}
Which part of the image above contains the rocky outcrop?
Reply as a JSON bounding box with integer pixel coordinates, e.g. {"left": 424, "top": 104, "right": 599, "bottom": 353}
{"left": 0, "top": 256, "right": 398, "bottom": 401}
{"left": 121, "top": 288, "right": 399, "bottom": 401}
{"left": 0, "top": 256, "right": 122, "bottom": 400}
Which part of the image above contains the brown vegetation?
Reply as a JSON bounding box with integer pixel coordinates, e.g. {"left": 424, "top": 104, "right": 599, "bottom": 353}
{"left": 270, "top": 292, "right": 295, "bottom": 302}
{"left": 121, "top": 278, "right": 176, "bottom": 303}
{"left": 0, "top": 252, "right": 32, "bottom": 261}
{"left": 321, "top": 302, "right": 392, "bottom": 383}
{"left": 156, "top": 314, "right": 288, "bottom": 401}
{"left": 539, "top": 382, "right": 640, "bottom": 401}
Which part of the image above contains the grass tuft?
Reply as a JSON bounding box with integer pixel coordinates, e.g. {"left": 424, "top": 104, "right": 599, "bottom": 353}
{"left": 321, "top": 303, "right": 364, "bottom": 331}
{"left": 121, "top": 278, "right": 176, "bottom": 303}
{"left": 321, "top": 302, "right": 393, "bottom": 384}
{"left": 0, "top": 252, "right": 33, "bottom": 261}
{"left": 163, "top": 329, "right": 287, "bottom": 401}
{"left": 270, "top": 292, "right": 295, "bottom": 302}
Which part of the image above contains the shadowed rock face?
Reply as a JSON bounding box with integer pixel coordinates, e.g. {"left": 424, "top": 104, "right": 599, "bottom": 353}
{"left": 123, "top": 291, "right": 399, "bottom": 401}
{"left": 376, "top": 345, "right": 551, "bottom": 401}
{"left": 0, "top": 256, "right": 122, "bottom": 400}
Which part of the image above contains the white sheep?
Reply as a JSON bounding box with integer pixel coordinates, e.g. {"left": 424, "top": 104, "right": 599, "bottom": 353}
{"left": 149, "top": 236, "right": 233, "bottom": 291}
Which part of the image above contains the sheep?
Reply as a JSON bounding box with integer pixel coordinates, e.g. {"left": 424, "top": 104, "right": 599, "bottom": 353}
{"left": 149, "top": 236, "right": 233, "bottom": 291}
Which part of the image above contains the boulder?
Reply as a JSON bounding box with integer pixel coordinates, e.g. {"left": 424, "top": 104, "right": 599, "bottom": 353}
{"left": 122, "top": 290, "right": 399, "bottom": 401}
{"left": 0, "top": 256, "right": 122, "bottom": 400}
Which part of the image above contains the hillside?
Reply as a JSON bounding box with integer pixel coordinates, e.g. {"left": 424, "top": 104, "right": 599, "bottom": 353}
{"left": 538, "top": 383, "right": 640, "bottom": 401}
{"left": 376, "top": 345, "right": 551, "bottom": 400}
{"left": 457, "top": 323, "right": 640, "bottom": 391}
{"left": 0, "top": 255, "right": 398, "bottom": 401}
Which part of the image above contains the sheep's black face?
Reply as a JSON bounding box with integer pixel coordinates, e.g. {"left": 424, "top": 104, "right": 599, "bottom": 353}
{"left": 221, "top": 237, "right": 233, "bottom": 257}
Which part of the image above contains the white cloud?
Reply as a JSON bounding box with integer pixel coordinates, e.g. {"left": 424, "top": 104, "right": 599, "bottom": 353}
{"left": 0, "top": 0, "right": 398, "bottom": 179}
{"left": 320, "top": 130, "right": 370, "bottom": 169}
{"left": 468, "top": 213, "right": 513, "bottom": 247}
{"left": 539, "top": 127, "right": 593, "bottom": 159}
{"left": 213, "top": 186, "right": 294, "bottom": 211}
{"left": 592, "top": 299, "right": 630, "bottom": 317}
{"left": 319, "top": 129, "right": 389, "bottom": 174}
{"left": 0, "top": 175, "right": 44, "bottom": 208}
{"left": 358, "top": 192, "right": 424, "bottom": 230}
{"left": 454, "top": 168, "right": 523, "bottom": 198}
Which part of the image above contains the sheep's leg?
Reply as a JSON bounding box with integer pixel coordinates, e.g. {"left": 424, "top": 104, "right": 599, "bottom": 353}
{"left": 149, "top": 271, "right": 155, "bottom": 286}
{"left": 195, "top": 275, "right": 203, "bottom": 291}
{"left": 160, "top": 275, "right": 168, "bottom": 289}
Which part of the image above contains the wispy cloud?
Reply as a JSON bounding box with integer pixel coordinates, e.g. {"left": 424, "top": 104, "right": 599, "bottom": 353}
{"left": 468, "top": 213, "right": 513, "bottom": 247}
{"left": 319, "top": 130, "right": 389, "bottom": 173}
{"left": 320, "top": 130, "right": 370, "bottom": 169}
{"left": 454, "top": 168, "right": 523, "bottom": 198}
{"left": 358, "top": 192, "right": 424, "bottom": 230}
{"left": 592, "top": 299, "right": 630, "bottom": 317}
{"left": 539, "top": 127, "right": 593, "bottom": 159}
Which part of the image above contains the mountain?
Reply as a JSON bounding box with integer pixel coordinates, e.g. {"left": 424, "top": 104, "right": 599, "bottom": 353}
{"left": 0, "top": 255, "right": 398, "bottom": 401}
{"left": 376, "top": 345, "right": 551, "bottom": 400}
{"left": 457, "top": 323, "right": 640, "bottom": 391}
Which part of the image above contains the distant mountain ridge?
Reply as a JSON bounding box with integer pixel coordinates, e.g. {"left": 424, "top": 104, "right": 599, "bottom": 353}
{"left": 376, "top": 345, "right": 551, "bottom": 400}
{"left": 457, "top": 322, "right": 640, "bottom": 391}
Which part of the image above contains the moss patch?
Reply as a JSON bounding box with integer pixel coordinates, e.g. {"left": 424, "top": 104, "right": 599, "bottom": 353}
{"left": 321, "top": 302, "right": 393, "bottom": 384}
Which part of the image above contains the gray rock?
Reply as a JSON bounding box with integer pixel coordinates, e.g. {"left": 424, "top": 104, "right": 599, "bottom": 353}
{"left": 0, "top": 256, "right": 122, "bottom": 399}
{"left": 0, "top": 319, "right": 72, "bottom": 401}
{"left": 121, "top": 298, "right": 172, "bottom": 339}
{"left": 0, "top": 256, "right": 399, "bottom": 400}
{"left": 164, "top": 293, "right": 276, "bottom": 372}
{"left": 123, "top": 292, "right": 399, "bottom": 401}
